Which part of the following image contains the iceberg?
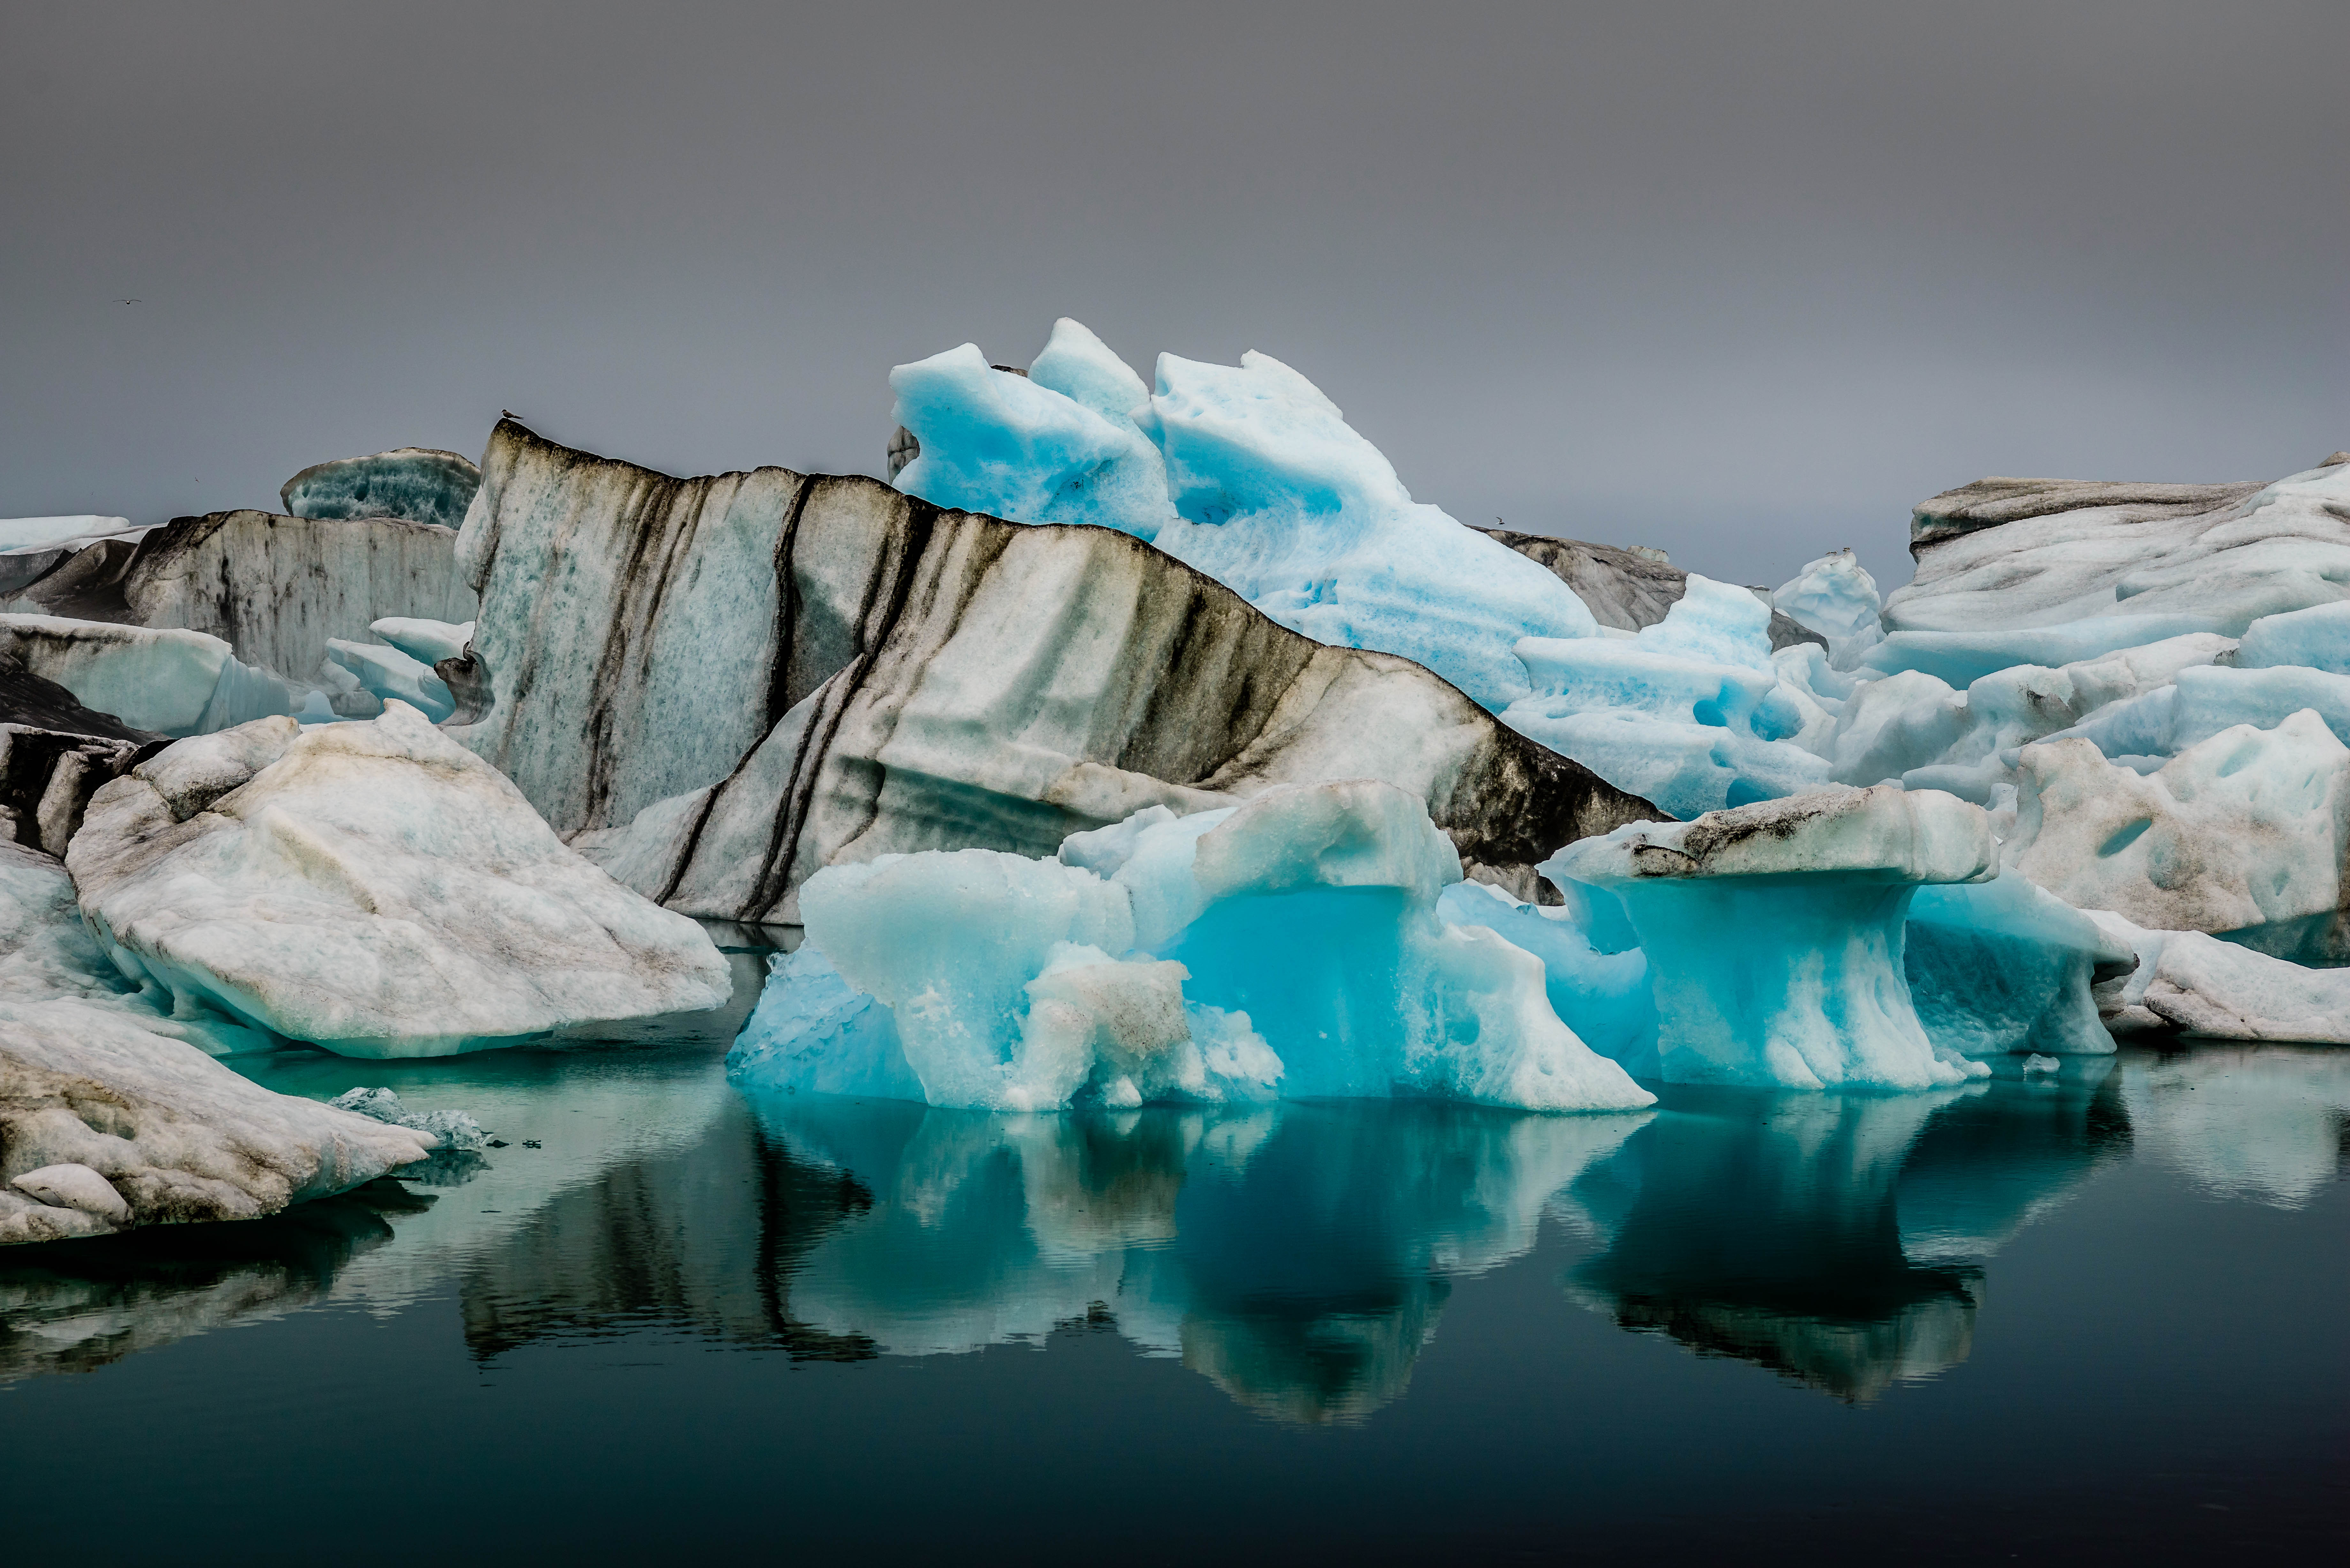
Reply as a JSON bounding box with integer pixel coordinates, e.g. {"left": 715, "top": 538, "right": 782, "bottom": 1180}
{"left": 2087, "top": 908, "right": 2350, "bottom": 1044}
{"left": 67, "top": 703, "right": 732, "bottom": 1057}
{"left": 1905, "top": 874, "right": 2137, "bottom": 1058}
{"left": 1886, "top": 461, "right": 2350, "bottom": 637}
{"left": 1772, "top": 547, "right": 1884, "bottom": 663}
{"left": 735, "top": 780, "right": 1656, "bottom": 1113}
{"left": 0, "top": 612, "right": 299, "bottom": 735}
{"left": 1483, "top": 526, "right": 1825, "bottom": 652}
{"left": 368, "top": 615, "right": 474, "bottom": 668}
{"left": 1435, "top": 879, "right": 1655, "bottom": 1069}
{"left": 457, "top": 419, "right": 1654, "bottom": 925}
{"left": 1502, "top": 574, "right": 1835, "bottom": 817}
{"left": 117, "top": 509, "right": 475, "bottom": 685}
{"left": 891, "top": 320, "right": 1603, "bottom": 715}
{"left": 1544, "top": 786, "right": 1995, "bottom": 1089}
{"left": 280, "top": 447, "right": 482, "bottom": 532}
{"left": 0, "top": 996, "right": 436, "bottom": 1246}
{"left": 2007, "top": 714, "right": 2350, "bottom": 962}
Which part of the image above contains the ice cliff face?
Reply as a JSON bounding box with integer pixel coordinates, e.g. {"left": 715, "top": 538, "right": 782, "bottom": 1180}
{"left": 450, "top": 417, "right": 1659, "bottom": 922}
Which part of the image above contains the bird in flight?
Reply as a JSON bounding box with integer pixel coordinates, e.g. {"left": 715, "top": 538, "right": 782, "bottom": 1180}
{"left": 114, "top": 298, "right": 142, "bottom": 305}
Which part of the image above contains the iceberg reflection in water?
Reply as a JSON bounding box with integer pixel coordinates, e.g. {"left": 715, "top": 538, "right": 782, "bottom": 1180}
{"left": 4, "top": 1040, "right": 2345, "bottom": 1563}
{"left": 2, "top": 1044, "right": 2342, "bottom": 1424}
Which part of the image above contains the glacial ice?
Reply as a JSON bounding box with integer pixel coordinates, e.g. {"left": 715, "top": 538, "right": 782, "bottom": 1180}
{"left": 0, "top": 516, "right": 137, "bottom": 553}
{"left": 891, "top": 320, "right": 1603, "bottom": 716}
{"left": 735, "top": 780, "right": 1656, "bottom": 1113}
{"left": 2087, "top": 908, "right": 2350, "bottom": 1044}
{"left": 1544, "top": 786, "right": 1995, "bottom": 1089}
{"left": 0, "top": 996, "right": 436, "bottom": 1246}
{"left": 324, "top": 635, "right": 455, "bottom": 721}
{"left": 1772, "top": 547, "right": 1884, "bottom": 662}
{"left": 0, "top": 612, "right": 299, "bottom": 735}
{"left": 465, "top": 421, "right": 1650, "bottom": 924}
{"left": 369, "top": 615, "right": 474, "bottom": 668}
{"left": 1886, "top": 460, "right": 2350, "bottom": 636}
{"left": 2006, "top": 715, "right": 2350, "bottom": 961}
{"left": 67, "top": 703, "right": 732, "bottom": 1056}
{"left": 1435, "top": 879, "right": 1656, "bottom": 1069}
{"left": 122, "top": 510, "right": 474, "bottom": 687}
{"left": 1905, "top": 874, "right": 2137, "bottom": 1059}
{"left": 1502, "top": 574, "right": 1835, "bottom": 817}
{"left": 281, "top": 447, "right": 481, "bottom": 533}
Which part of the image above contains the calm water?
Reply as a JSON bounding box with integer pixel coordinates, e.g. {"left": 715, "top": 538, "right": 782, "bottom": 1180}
{"left": 4, "top": 978, "right": 2344, "bottom": 1564}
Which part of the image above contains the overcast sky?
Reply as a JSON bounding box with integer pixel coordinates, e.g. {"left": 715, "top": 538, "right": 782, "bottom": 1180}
{"left": 6, "top": 1, "right": 2344, "bottom": 589}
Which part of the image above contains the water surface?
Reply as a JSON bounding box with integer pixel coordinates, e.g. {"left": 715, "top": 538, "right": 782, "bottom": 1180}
{"left": 4, "top": 1030, "right": 2343, "bottom": 1564}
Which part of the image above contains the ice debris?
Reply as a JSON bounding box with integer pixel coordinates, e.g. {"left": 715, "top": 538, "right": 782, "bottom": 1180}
{"left": 328, "top": 1087, "right": 488, "bottom": 1152}
{"left": 733, "top": 780, "right": 1656, "bottom": 1113}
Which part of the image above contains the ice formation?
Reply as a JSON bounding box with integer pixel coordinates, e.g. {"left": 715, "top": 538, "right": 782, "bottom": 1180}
{"left": 891, "top": 321, "right": 1602, "bottom": 717}
{"left": 734, "top": 780, "right": 1656, "bottom": 1113}
{"left": 460, "top": 419, "right": 1650, "bottom": 926}
{"left": 67, "top": 703, "right": 732, "bottom": 1056}
{"left": 1772, "top": 547, "right": 1884, "bottom": 662}
{"left": 118, "top": 509, "right": 474, "bottom": 685}
{"left": 281, "top": 446, "right": 482, "bottom": 532}
{"left": 1479, "top": 525, "right": 1826, "bottom": 652}
{"left": 0, "top": 996, "right": 436, "bottom": 1245}
{"left": 1886, "top": 461, "right": 2350, "bottom": 636}
{"left": 1545, "top": 786, "right": 1995, "bottom": 1089}
{"left": 2005, "top": 715, "right": 2350, "bottom": 961}
{"left": 2086, "top": 909, "right": 2350, "bottom": 1044}
{"left": 890, "top": 321, "right": 1872, "bottom": 820}
{"left": 0, "top": 612, "right": 293, "bottom": 735}
{"left": 1502, "top": 573, "right": 1834, "bottom": 817}
{"left": 1904, "top": 874, "right": 2137, "bottom": 1058}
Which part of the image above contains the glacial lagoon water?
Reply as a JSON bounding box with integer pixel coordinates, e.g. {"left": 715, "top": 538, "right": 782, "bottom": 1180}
{"left": 3, "top": 964, "right": 2344, "bottom": 1564}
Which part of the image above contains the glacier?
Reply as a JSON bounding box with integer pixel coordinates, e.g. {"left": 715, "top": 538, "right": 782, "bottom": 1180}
{"left": 732, "top": 780, "right": 1656, "bottom": 1114}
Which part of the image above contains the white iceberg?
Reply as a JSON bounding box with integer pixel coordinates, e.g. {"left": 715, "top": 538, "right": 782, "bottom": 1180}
{"left": 0, "top": 997, "right": 436, "bottom": 1246}
{"left": 2087, "top": 908, "right": 2350, "bottom": 1044}
{"left": 2007, "top": 713, "right": 2350, "bottom": 962}
{"left": 67, "top": 703, "right": 732, "bottom": 1057}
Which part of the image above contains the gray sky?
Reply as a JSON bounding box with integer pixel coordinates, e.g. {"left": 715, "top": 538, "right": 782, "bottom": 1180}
{"left": 6, "top": 1, "right": 2344, "bottom": 591}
